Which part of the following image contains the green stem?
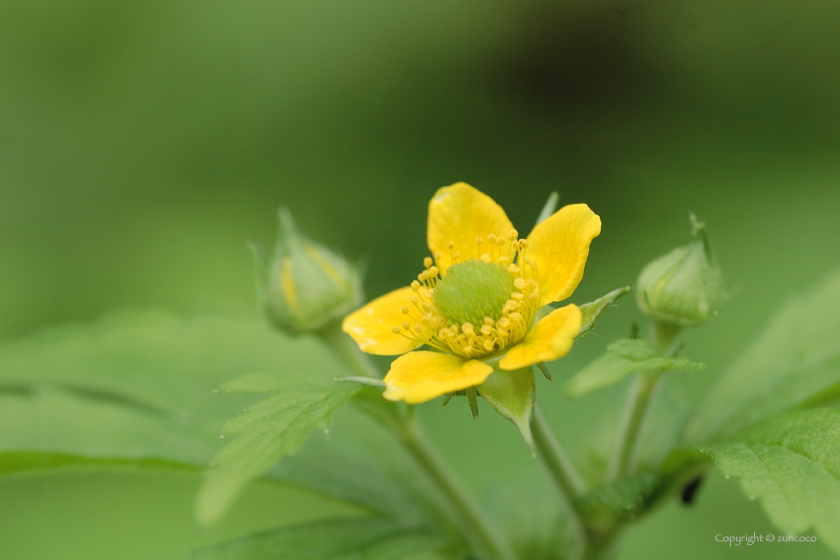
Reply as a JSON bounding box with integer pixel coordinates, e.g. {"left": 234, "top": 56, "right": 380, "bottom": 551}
{"left": 606, "top": 371, "right": 660, "bottom": 479}
{"left": 531, "top": 406, "right": 588, "bottom": 553}
{"left": 319, "top": 321, "right": 519, "bottom": 560}
{"left": 531, "top": 406, "right": 587, "bottom": 501}
{"left": 398, "top": 417, "right": 520, "bottom": 560}
{"left": 607, "top": 321, "right": 681, "bottom": 480}
{"left": 319, "top": 320, "right": 380, "bottom": 379}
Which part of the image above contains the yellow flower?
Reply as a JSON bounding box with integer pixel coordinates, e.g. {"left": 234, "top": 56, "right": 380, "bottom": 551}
{"left": 342, "top": 183, "right": 601, "bottom": 404}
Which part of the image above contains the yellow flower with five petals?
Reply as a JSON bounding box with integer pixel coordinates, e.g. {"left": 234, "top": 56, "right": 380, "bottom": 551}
{"left": 343, "top": 183, "right": 601, "bottom": 404}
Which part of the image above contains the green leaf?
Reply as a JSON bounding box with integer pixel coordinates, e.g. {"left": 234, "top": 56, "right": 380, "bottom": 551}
{"left": 0, "top": 310, "right": 453, "bottom": 531}
{"left": 271, "top": 428, "right": 433, "bottom": 525}
{"left": 0, "top": 311, "right": 348, "bottom": 477}
{"left": 701, "top": 407, "right": 840, "bottom": 553}
{"left": 565, "top": 340, "right": 703, "bottom": 398}
{"left": 0, "top": 387, "right": 217, "bottom": 469}
{"left": 573, "top": 377, "right": 691, "bottom": 488}
{"left": 195, "top": 383, "right": 361, "bottom": 526}
{"left": 577, "top": 286, "right": 631, "bottom": 338}
{"left": 634, "top": 376, "right": 690, "bottom": 472}
{"left": 189, "top": 517, "right": 445, "bottom": 560}
{"left": 484, "top": 465, "right": 580, "bottom": 560}
{"left": 479, "top": 366, "right": 535, "bottom": 452}
{"left": 575, "top": 473, "right": 666, "bottom": 521}
{"left": 334, "top": 376, "right": 387, "bottom": 389}
{"left": 686, "top": 268, "right": 840, "bottom": 444}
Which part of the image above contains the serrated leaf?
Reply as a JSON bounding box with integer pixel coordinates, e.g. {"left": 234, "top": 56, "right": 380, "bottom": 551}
{"left": 577, "top": 286, "right": 631, "bottom": 338}
{"left": 565, "top": 340, "right": 703, "bottom": 398}
{"left": 0, "top": 310, "right": 452, "bottom": 532}
{"left": 195, "top": 384, "right": 360, "bottom": 526}
{"left": 0, "top": 311, "right": 347, "bottom": 477}
{"left": 189, "top": 517, "right": 445, "bottom": 560}
{"left": 701, "top": 407, "right": 840, "bottom": 553}
{"left": 686, "top": 267, "right": 840, "bottom": 444}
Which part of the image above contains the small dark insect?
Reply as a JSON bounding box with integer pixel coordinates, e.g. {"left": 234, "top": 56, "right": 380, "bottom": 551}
{"left": 680, "top": 475, "right": 705, "bottom": 506}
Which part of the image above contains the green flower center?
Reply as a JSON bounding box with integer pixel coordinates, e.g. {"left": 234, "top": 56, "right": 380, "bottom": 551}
{"left": 432, "top": 259, "right": 515, "bottom": 326}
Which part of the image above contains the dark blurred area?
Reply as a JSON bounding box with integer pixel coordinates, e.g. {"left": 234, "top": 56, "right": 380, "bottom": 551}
{"left": 1, "top": 1, "right": 838, "bottom": 559}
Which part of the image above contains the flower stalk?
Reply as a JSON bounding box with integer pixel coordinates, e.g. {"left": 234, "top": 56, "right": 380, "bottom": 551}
{"left": 319, "top": 324, "right": 519, "bottom": 560}
{"left": 606, "top": 324, "right": 681, "bottom": 480}
{"left": 531, "top": 405, "right": 588, "bottom": 536}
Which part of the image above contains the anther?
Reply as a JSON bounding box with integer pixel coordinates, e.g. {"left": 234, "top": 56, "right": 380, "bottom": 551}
{"left": 475, "top": 237, "right": 484, "bottom": 245}
{"left": 402, "top": 322, "right": 411, "bottom": 331}
{"left": 401, "top": 306, "right": 409, "bottom": 314}
{"left": 411, "top": 280, "right": 421, "bottom": 291}
{"left": 480, "top": 253, "right": 492, "bottom": 263}
{"left": 424, "top": 257, "right": 433, "bottom": 268}
{"left": 392, "top": 326, "right": 401, "bottom": 334}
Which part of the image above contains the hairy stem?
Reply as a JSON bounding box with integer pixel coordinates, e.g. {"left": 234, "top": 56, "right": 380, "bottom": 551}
{"left": 320, "top": 321, "right": 519, "bottom": 560}
{"left": 319, "top": 320, "right": 380, "bottom": 379}
{"left": 607, "top": 321, "right": 681, "bottom": 480}
{"left": 531, "top": 405, "right": 587, "bottom": 501}
{"left": 531, "top": 406, "right": 589, "bottom": 554}
{"left": 398, "top": 417, "right": 520, "bottom": 560}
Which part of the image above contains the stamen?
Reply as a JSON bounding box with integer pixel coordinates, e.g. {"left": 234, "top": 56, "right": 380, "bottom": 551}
{"left": 395, "top": 247, "right": 542, "bottom": 360}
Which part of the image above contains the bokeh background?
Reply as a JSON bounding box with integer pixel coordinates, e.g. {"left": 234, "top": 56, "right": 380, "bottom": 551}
{"left": 2, "top": 1, "right": 839, "bottom": 559}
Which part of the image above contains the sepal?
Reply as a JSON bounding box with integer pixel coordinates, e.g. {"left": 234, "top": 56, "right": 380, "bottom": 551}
{"left": 479, "top": 365, "right": 536, "bottom": 453}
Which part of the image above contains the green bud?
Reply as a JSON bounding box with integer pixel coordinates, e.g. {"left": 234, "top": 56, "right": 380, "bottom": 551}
{"left": 636, "top": 215, "right": 724, "bottom": 328}
{"left": 253, "top": 209, "right": 363, "bottom": 335}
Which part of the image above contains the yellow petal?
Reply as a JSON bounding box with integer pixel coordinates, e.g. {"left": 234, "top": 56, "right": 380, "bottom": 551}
{"left": 342, "top": 287, "right": 424, "bottom": 355}
{"left": 525, "top": 204, "right": 601, "bottom": 305}
{"left": 499, "top": 304, "right": 582, "bottom": 370}
{"left": 383, "top": 351, "right": 493, "bottom": 404}
{"left": 427, "top": 183, "right": 515, "bottom": 272}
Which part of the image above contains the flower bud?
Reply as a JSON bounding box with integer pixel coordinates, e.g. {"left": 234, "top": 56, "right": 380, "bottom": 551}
{"left": 636, "top": 215, "right": 724, "bottom": 328}
{"left": 254, "top": 209, "right": 363, "bottom": 334}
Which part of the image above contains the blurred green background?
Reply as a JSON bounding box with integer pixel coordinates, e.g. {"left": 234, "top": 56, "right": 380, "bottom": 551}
{"left": 1, "top": 0, "right": 839, "bottom": 558}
